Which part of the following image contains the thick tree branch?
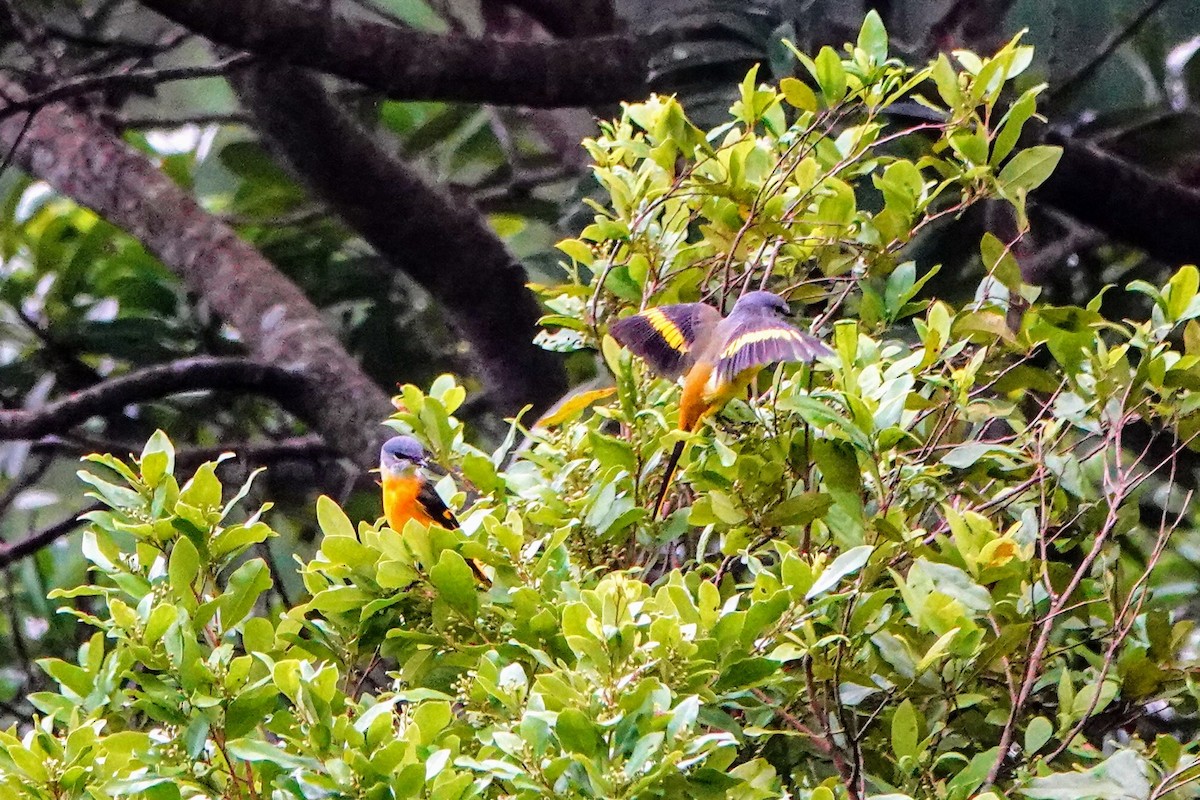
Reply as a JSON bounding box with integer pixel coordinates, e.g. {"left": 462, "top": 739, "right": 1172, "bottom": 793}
{"left": 232, "top": 64, "right": 566, "bottom": 416}
{"left": 1037, "top": 130, "right": 1200, "bottom": 269}
{"left": 137, "top": 0, "right": 647, "bottom": 108}
{"left": 0, "top": 79, "right": 394, "bottom": 469}
{"left": 0, "top": 357, "right": 306, "bottom": 440}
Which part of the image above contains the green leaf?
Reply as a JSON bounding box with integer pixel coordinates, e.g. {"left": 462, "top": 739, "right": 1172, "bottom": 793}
{"left": 180, "top": 461, "right": 223, "bottom": 510}
{"left": 429, "top": 551, "right": 478, "bottom": 617}
{"left": 1165, "top": 264, "right": 1200, "bottom": 321}
{"left": 1024, "top": 716, "right": 1053, "bottom": 754}
{"left": 211, "top": 521, "right": 274, "bottom": 561}
{"left": 857, "top": 10, "right": 888, "bottom": 63}
{"left": 556, "top": 708, "right": 603, "bottom": 756}
{"left": 940, "top": 442, "right": 1019, "bottom": 469}
{"left": 814, "top": 46, "right": 848, "bottom": 102}
{"left": 225, "top": 738, "right": 320, "bottom": 770}
{"left": 183, "top": 715, "right": 210, "bottom": 759}
{"left": 811, "top": 439, "right": 866, "bottom": 544}
{"left": 37, "top": 658, "right": 93, "bottom": 698}
{"left": 1157, "top": 734, "right": 1182, "bottom": 770}
{"left": 221, "top": 559, "right": 272, "bottom": 629}
{"left": 998, "top": 145, "right": 1062, "bottom": 193}
{"left": 891, "top": 699, "right": 919, "bottom": 761}
{"left": 806, "top": 545, "right": 873, "bottom": 599}
{"left": 140, "top": 430, "right": 175, "bottom": 486}
{"left": 168, "top": 536, "right": 200, "bottom": 597}
{"left": 762, "top": 492, "right": 833, "bottom": 527}
{"left": 949, "top": 130, "right": 988, "bottom": 166}
{"left": 1021, "top": 749, "right": 1151, "bottom": 800}
{"left": 78, "top": 470, "right": 142, "bottom": 510}
{"left": 992, "top": 85, "right": 1044, "bottom": 165}
{"left": 779, "top": 77, "right": 818, "bottom": 113}
{"left": 316, "top": 494, "right": 356, "bottom": 539}
{"left": 931, "top": 54, "right": 963, "bottom": 107}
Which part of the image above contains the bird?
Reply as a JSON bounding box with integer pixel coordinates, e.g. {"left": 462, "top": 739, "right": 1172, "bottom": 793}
{"left": 379, "top": 435, "right": 489, "bottom": 583}
{"left": 609, "top": 290, "right": 831, "bottom": 517}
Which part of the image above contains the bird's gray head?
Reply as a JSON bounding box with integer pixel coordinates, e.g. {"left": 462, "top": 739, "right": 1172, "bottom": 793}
{"left": 732, "top": 291, "right": 792, "bottom": 317}
{"left": 380, "top": 435, "right": 428, "bottom": 473}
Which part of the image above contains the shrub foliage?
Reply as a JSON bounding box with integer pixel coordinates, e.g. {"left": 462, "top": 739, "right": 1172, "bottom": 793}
{"left": 4, "top": 14, "right": 1200, "bottom": 800}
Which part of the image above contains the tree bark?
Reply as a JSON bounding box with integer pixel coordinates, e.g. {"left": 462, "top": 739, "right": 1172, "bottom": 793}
{"left": 0, "top": 81, "right": 394, "bottom": 469}
{"left": 0, "top": 358, "right": 306, "bottom": 440}
{"left": 232, "top": 64, "right": 566, "bottom": 416}
{"left": 137, "top": 0, "right": 647, "bottom": 108}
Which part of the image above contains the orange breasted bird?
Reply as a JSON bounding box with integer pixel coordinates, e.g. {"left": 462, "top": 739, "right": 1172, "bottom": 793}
{"left": 609, "top": 291, "right": 831, "bottom": 517}
{"left": 379, "top": 435, "right": 489, "bottom": 582}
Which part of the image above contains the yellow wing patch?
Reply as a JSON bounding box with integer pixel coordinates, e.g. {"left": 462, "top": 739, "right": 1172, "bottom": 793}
{"left": 720, "top": 327, "right": 805, "bottom": 358}
{"left": 644, "top": 308, "right": 689, "bottom": 353}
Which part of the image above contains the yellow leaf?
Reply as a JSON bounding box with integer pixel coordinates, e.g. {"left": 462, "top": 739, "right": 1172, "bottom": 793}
{"left": 535, "top": 387, "right": 617, "bottom": 428}
{"left": 980, "top": 537, "right": 1019, "bottom": 569}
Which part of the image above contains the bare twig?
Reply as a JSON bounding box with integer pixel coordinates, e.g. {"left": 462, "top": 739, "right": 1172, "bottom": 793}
{"left": 117, "top": 111, "right": 252, "bottom": 129}
{"left": 0, "top": 357, "right": 307, "bottom": 441}
{"left": 0, "top": 53, "right": 255, "bottom": 123}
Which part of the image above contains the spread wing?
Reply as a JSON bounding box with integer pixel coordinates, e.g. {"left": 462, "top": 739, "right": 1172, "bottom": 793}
{"left": 608, "top": 303, "right": 721, "bottom": 379}
{"left": 714, "top": 317, "right": 831, "bottom": 384}
{"left": 418, "top": 481, "right": 460, "bottom": 529}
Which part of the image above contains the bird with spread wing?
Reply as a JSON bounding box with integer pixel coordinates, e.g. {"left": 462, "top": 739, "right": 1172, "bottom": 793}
{"left": 609, "top": 291, "right": 831, "bottom": 517}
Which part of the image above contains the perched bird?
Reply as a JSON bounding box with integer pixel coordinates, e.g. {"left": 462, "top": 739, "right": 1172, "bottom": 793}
{"left": 379, "top": 435, "right": 489, "bottom": 582}
{"left": 610, "top": 290, "right": 831, "bottom": 517}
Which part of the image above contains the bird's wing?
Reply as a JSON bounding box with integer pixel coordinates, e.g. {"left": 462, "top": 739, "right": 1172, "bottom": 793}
{"left": 414, "top": 479, "right": 491, "bottom": 585}
{"left": 713, "top": 317, "right": 831, "bottom": 384}
{"left": 608, "top": 303, "right": 722, "bottom": 379}
{"left": 417, "top": 480, "right": 460, "bottom": 529}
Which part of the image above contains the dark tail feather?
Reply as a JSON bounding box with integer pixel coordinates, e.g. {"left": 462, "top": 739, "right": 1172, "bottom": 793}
{"left": 468, "top": 557, "right": 493, "bottom": 587}
{"left": 652, "top": 440, "right": 686, "bottom": 519}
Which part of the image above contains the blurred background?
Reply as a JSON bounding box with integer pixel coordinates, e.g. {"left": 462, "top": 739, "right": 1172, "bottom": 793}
{"left": 0, "top": 0, "right": 1197, "bottom": 724}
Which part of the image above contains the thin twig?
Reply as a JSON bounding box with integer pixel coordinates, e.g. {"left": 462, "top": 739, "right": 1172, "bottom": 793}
{"left": 0, "top": 504, "right": 101, "bottom": 568}
{"left": 0, "top": 53, "right": 255, "bottom": 123}
{"left": 1050, "top": 0, "right": 1174, "bottom": 102}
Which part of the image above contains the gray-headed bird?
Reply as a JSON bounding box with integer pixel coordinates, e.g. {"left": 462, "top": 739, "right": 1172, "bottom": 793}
{"left": 610, "top": 291, "right": 830, "bottom": 517}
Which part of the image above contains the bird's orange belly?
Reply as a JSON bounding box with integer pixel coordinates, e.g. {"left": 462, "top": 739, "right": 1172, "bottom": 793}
{"left": 383, "top": 475, "right": 435, "bottom": 531}
{"left": 679, "top": 362, "right": 763, "bottom": 431}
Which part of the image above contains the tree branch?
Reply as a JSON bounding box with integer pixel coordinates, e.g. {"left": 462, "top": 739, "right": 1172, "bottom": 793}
{"left": 1037, "top": 130, "right": 1200, "bottom": 269}
{"left": 232, "top": 64, "right": 566, "bottom": 416}
{"left": 136, "top": 0, "right": 647, "bottom": 108}
{"left": 35, "top": 432, "right": 338, "bottom": 469}
{"left": 0, "top": 54, "right": 255, "bottom": 122}
{"left": 1048, "top": 0, "right": 1171, "bottom": 103}
{"left": 0, "top": 504, "right": 101, "bottom": 568}
{"left": 0, "top": 78, "right": 395, "bottom": 469}
{"left": 0, "top": 357, "right": 306, "bottom": 440}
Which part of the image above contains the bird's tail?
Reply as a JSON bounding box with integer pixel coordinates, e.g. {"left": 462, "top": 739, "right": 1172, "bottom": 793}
{"left": 652, "top": 439, "right": 686, "bottom": 519}
{"left": 468, "top": 557, "right": 493, "bottom": 587}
